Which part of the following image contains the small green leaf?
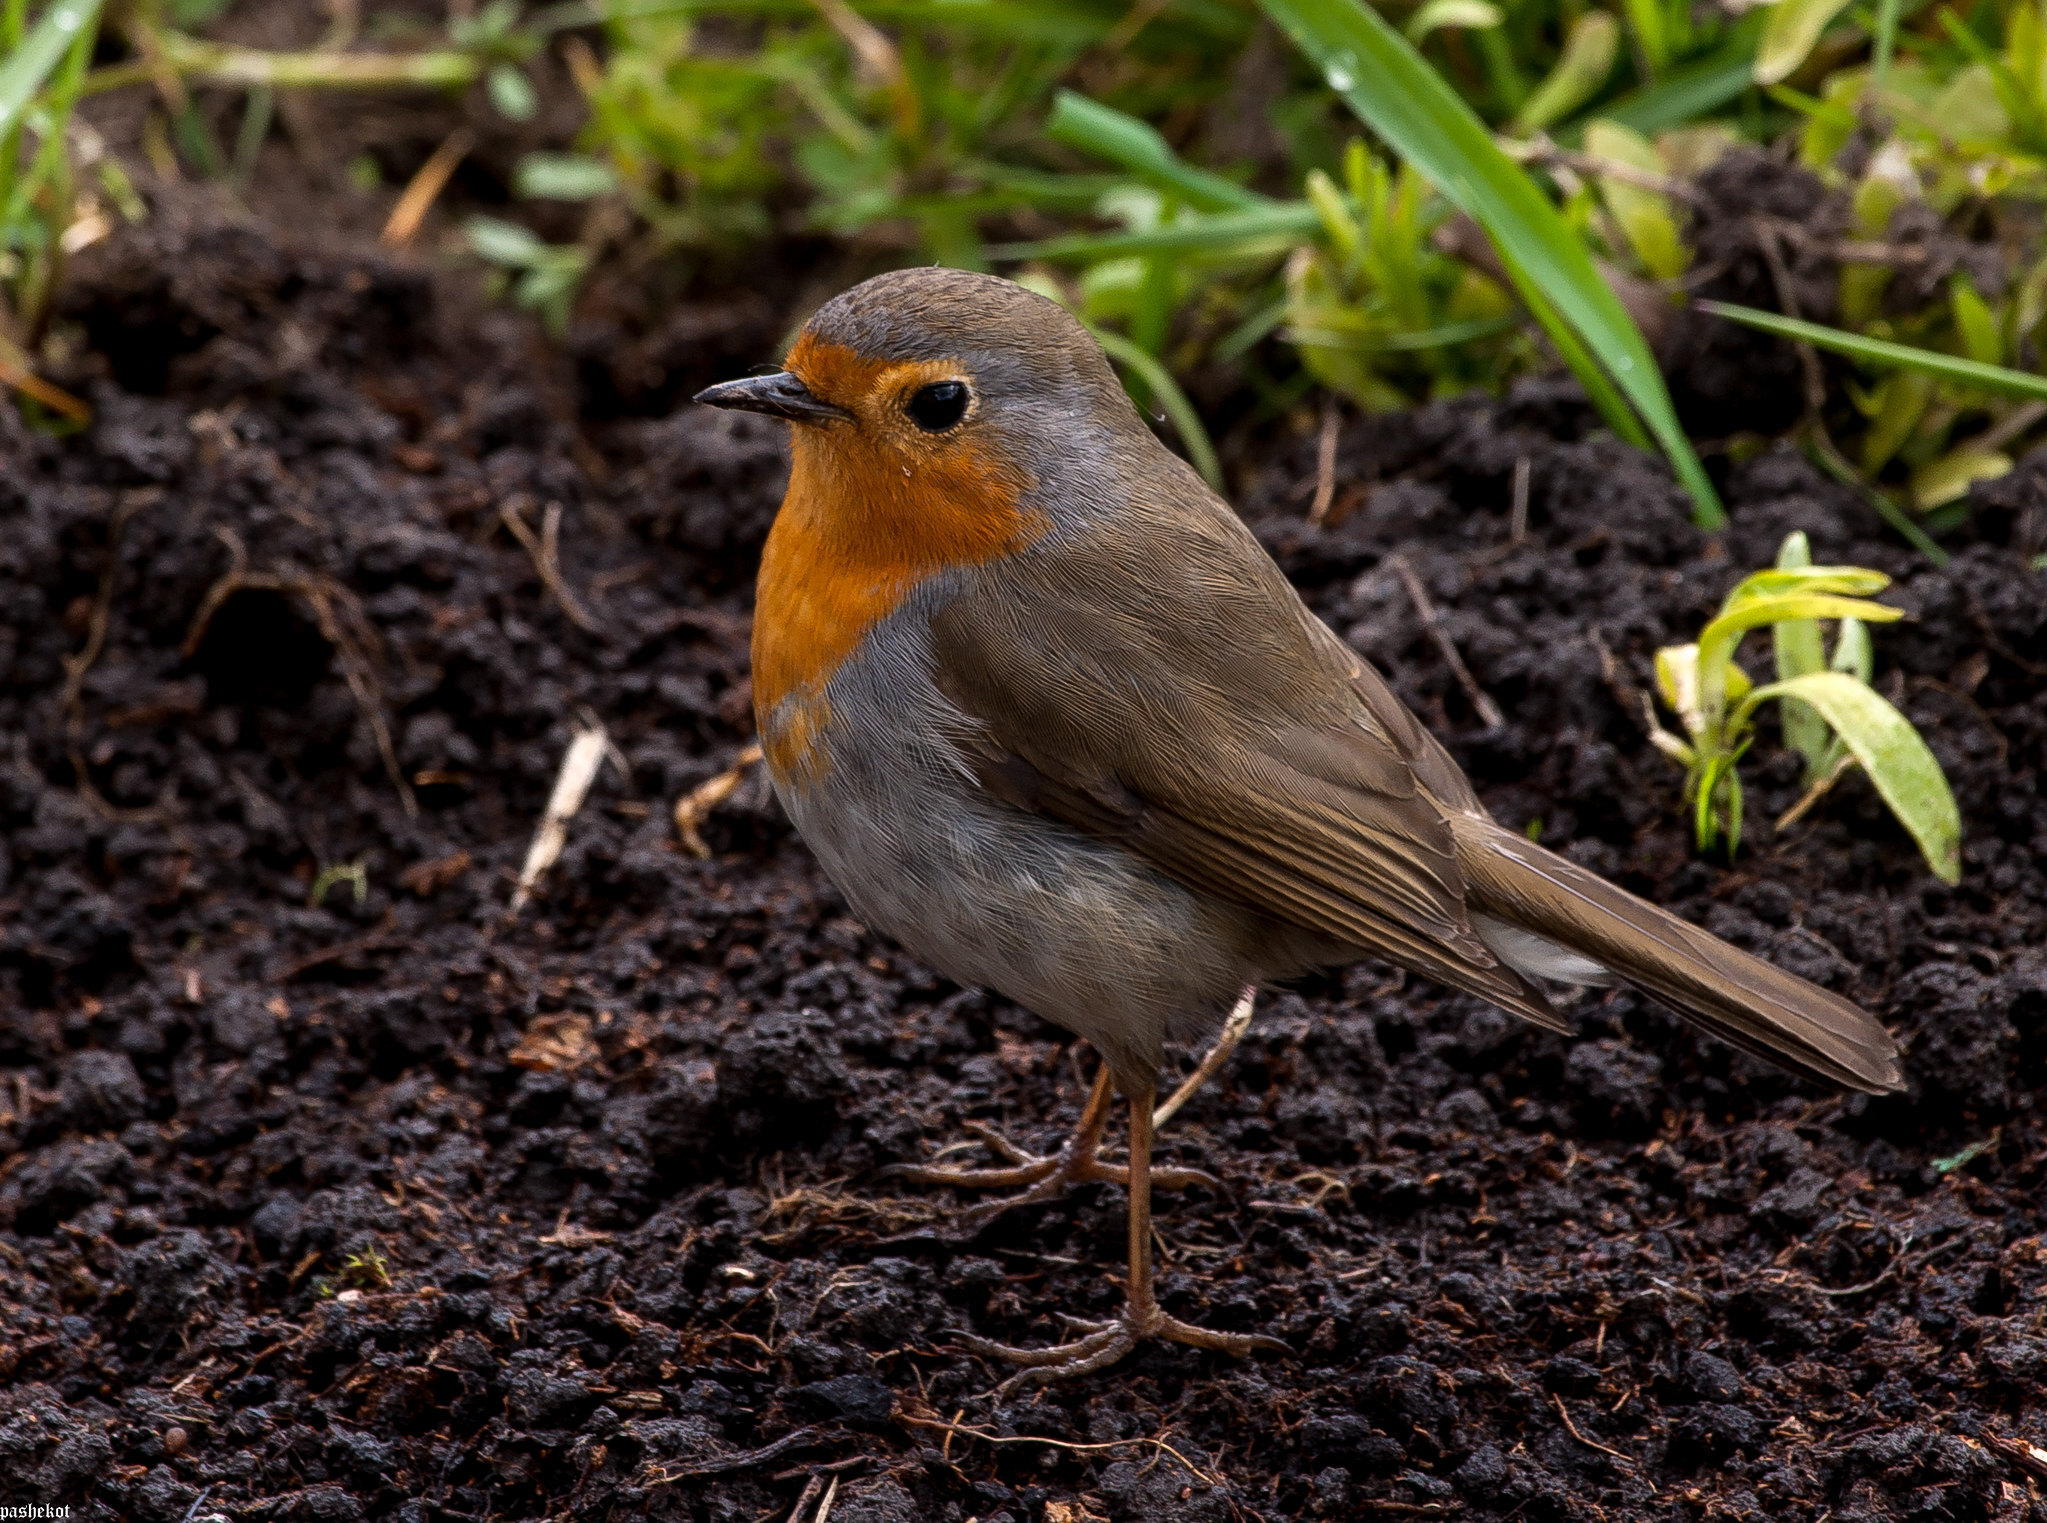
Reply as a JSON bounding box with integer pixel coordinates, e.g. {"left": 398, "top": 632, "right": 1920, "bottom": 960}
{"left": 1584, "top": 120, "right": 1687, "bottom": 280}
{"left": 1697, "top": 593, "right": 1902, "bottom": 724}
{"left": 1755, "top": 0, "right": 1857, "bottom": 86}
{"left": 1911, "top": 448, "right": 2012, "bottom": 511}
{"left": 986, "top": 202, "right": 1324, "bottom": 262}
{"left": 1512, "top": 11, "right": 1621, "bottom": 135}
{"left": 515, "top": 153, "right": 620, "bottom": 200}
{"left": 1741, "top": 671, "right": 1962, "bottom": 882}
{"left": 1718, "top": 565, "right": 1894, "bottom": 609}
{"left": 466, "top": 215, "right": 544, "bottom": 267}
{"left": 1860, "top": 369, "right": 1936, "bottom": 475}
{"left": 1046, "top": 92, "right": 1263, "bottom": 214}
{"left": 1304, "top": 167, "right": 1363, "bottom": 264}
{"left": 1872, "top": 0, "right": 1904, "bottom": 82}
{"left": 1932, "top": 1129, "right": 1999, "bottom": 1173}
{"left": 488, "top": 63, "right": 537, "bottom": 122}
{"left": 1949, "top": 276, "right": 2001, "bottom": 366}
{"left": 1616, "top": 0, "right": 1671, "bottom": 72}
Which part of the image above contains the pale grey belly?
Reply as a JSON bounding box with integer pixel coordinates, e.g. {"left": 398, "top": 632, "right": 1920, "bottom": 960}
{"left": 768, "top": 640, "right": 1319, "bottom": 1085}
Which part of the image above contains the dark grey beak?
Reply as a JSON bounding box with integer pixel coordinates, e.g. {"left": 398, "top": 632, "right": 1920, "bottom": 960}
{"left": 693, "top": 371, "right": 850, "bottom": 423}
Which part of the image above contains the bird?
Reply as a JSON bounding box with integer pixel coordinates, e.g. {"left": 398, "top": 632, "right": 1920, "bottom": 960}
{"left": 695, "top": 266, "right": 1903, "bottom": 1386}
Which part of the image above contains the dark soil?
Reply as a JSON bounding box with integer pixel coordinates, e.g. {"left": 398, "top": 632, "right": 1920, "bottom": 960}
{"left": 5, "top": 180, "right": 2047, "bottom": 1523}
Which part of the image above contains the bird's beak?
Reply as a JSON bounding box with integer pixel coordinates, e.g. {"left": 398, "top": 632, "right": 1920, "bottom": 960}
{"left": 693, "top": 371, "right": 851, "bottom": 424}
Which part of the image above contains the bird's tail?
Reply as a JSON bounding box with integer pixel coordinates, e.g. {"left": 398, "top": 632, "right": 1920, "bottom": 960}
{"left": 1451, "top": 817, "right": 1902, "bottom": 1094}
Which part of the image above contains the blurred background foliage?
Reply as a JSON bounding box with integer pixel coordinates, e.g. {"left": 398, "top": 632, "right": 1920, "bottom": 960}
{"left": 3, "top": 0, "right": 2045, "bottom": 542}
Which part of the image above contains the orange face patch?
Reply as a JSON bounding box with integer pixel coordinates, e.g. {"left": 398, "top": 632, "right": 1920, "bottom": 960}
{"left": 751, "top": 337, "right": 1046, "bottom": 784}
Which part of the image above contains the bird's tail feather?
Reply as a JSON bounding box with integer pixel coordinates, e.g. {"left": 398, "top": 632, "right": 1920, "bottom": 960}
{"left": 1452, "top": 818, "right": 1902, "bottom": 1094}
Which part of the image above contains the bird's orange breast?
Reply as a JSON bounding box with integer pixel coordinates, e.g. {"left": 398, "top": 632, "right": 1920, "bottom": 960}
{"left": 752, "top": 338, "right": 1047, "bottom": 786}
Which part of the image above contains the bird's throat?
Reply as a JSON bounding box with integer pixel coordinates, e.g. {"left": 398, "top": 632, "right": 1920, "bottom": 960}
{"left": 751, "top": 418, "right": 1044, "bottom": 786}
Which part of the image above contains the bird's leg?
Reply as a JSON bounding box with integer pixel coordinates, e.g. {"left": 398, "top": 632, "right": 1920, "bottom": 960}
{"left": 957, "top": 1081, "right": 1289, "bottom": 1387}
{"left": 884, "top": 1054, "right": 1214, "bottom": 1227}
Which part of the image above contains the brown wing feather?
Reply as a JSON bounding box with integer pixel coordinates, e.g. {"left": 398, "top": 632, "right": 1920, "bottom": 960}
{"left": 926, "top": 492, "right": 1567, "bottom": 1033}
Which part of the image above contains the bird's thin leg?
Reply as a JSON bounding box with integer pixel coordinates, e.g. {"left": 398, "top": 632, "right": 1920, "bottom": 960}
{"left": 884, "top": 1055, "right": 1213, "bottom": 1227}
{"left": 957, "top": 1080, "right": 1288, "bottom": 1388}
{"left": 1153, "top": 983, "right": 1255, "bottom": 1129}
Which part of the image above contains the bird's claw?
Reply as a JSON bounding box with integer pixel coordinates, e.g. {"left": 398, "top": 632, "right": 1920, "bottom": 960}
{"left": 957, "top": 1306, "right": 1288, "bottom": 1391}
{"left": 881, "top": 1128, "right": 1215, "bottom": 1229}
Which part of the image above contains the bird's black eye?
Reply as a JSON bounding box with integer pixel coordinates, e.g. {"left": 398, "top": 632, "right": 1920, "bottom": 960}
{"left": 906, "top": 380, "right": 969, "bottom": 432}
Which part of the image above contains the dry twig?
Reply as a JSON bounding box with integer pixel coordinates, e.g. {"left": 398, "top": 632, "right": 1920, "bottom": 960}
{"left": 62, "top": 493, "right": 159, "bottom": 817}
{"left": 785, "top": 1474, "right": 825, "bottom": 1523}
{"left": 1775, "top": 751, "right": 1858, "bottom": 834}
{"left": 500, "top": 497, "right": 601, "bottom": 632}
{"left": 1308, "top": 397, "right": 1341, "bottom": 527}
{"left": 1153, "top": 984, "right": 1254, "bottom": 1128}
{"left": 183, "top": 526, "right": 417, "bottom": 816}
{"left": 511, "top": 720, "right": 618, "bottom": 913}
{"left": 0, "top": 329, "right": 90, "bottom": 422}
{"left": 381, "top": 126, "right": 474, "bottom": 247}
{"left": 1984, "top": 1431, "right": 2047, "bottom": 1485}
{"left": 641, "top": 1427, "right": 831, "bottom": 1485}
{"left": 899, "top": 1414, "right": 1219, "bottom": 1488}
{"left": 1387, "top": 554, "right": 1505, "bottom": 728}
{"left": 1752, "top": 217, "right": 1828, "bottom": 420}
{"left": 1551, "top": 1392, "right": 1636, "bottom": 1466}
{"left": 674, "top": 743, "right": 765, "bottom": 858}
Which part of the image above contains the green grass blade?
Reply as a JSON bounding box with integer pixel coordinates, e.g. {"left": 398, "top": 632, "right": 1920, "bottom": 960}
{"left": 1501, "top": 246, "right": 1652, "bottom": 448}
{"left": 1089, "top": 325, "right": 1226, "bottom": 492}
{"left": 1047, "top": 92, "right": 1265, "bottom": 213}
{"left": 0, "top": 0, "right": 103, "bottom": 140}
{"left": 1589, "top": 23, "right": 1763, "bottom": 137}
{"left": 1873, "top": 0, "right": 1904, "bottom": 83}
{"left": 986, "top": 203, "right": 1324, "bottom": 261}
{"left": 1256, "top": 0, "right": 1724, "bottom": 528}
{"left": 1744, "top": 672, "right": 1961, "bottom": 881}
{"left": 1699, "top": 300, "right": 2047, "bottom": 401}
{"left": 1279, "top": 312, "right": 1517, "bottom": 351}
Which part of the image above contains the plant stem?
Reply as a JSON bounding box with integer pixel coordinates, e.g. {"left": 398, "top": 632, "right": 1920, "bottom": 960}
{"left": 84, "top": 33, "right": 481, "bottom": 98}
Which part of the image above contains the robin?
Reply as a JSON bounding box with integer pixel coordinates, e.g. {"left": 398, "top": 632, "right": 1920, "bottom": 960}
{"left": 695, "top": 267, "right": 1902, "bottom": 1385}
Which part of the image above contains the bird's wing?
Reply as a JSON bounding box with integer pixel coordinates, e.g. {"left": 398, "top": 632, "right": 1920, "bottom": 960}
{"left": 924, "top": 496, "right": 1568, "bottom": 1033}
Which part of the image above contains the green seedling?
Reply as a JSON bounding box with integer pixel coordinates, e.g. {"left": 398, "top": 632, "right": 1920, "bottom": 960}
{"left": 1284, "top": 139, "right": 1520, "bottom": 410}
{"left": 338, "top": 1246, "right": 392, "bottom": 1289}
{"left": 309, "top": 857, "right": 369, "bottom": 909}
{"left": 1648, "top": 533, "right": 1960, "bottom": 881}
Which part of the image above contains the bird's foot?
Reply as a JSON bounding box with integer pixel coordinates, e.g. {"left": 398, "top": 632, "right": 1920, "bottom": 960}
{"left": 880, "top": 1120, "right": 1214, "bottom": 1228}
{"left": 958, "top": 1304, "right": 1287, "bottom": 1390}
